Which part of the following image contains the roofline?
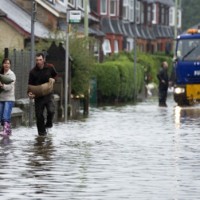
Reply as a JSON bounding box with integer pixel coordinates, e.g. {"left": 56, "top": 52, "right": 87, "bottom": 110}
{"left": 36, "top": 0, "right": 60, "bottom": 17}
{"left": 3, "top": 17, "right": 30, "bottom": 38}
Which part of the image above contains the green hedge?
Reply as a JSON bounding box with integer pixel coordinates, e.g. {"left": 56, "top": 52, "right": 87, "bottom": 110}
{"left": 93, "top": 58, "right": 144, "bottom": 103}
{"left": 94, "top": 62, "right": 120, "bottom": 102}
{"left": 92, "top": 52, "right": 172, "bottom": 104}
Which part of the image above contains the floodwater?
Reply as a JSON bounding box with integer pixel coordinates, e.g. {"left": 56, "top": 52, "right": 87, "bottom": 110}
{"left": 0, "top": 96, "right": 200, "bottom": 200}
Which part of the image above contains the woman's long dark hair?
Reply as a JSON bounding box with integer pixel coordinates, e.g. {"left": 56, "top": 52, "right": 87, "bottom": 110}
{"left": 1, "top": 58, "right": 11, "bottom": 74}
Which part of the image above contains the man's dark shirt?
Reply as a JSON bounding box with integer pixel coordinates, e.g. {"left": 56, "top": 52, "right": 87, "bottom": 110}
{"left": 157, "top": 67, "right": 169, "bottom": 90}
{"left": 28, "top": 63, "right": 57, "bottom": 86}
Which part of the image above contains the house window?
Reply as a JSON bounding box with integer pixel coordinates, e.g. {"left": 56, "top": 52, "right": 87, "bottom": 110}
{"left": 122, "top": 0, "right": 128, "bottom": 20}
{"left": 101, "top": 0, "right": 107, "bottom": 15}
{"left": 161, "top": 6, "right": 165, "bottom": 24}
{"left": 169, "top": 7, "right": 174, "bottom": 26}
{"left": 68, "top": 0, "right": 75, "bottom": 6}
{"left": 127, "top": 38, "right": 134, "bottom": 51}
{"left": 166, "top": 8, "right": 169, "bottom": 25}
{"left": 147, "top": 5, "right": 151, "bottom": 24}
{"left": 136, "top": 0, "right": 140, "bottom": 24}
{"left": 177, "top": 9, "right": 182, "bottom": 28}
{"left": 114, "top": 40, "right": 119, "bottom": 53}
{"left": 152, "top": 3, "right": 156, "bottom": 24}
{"left": 110, "top": 0, "right": 117, "bottom": 16}
{"left": 94, "top": 41, "right": 99, "bottom": 54}
{"left": 77, "top": 0, "right": 84, "bottom": 9}
{"left": 47, "top": 0, "right": 55, "bottom": 4}
{"left": 129, "top": 0, "right": 134, "bottom": 22}
{"left": 58, "top": 0, "right": 66, "bottom": 5}
{"left": 140, "top": 2, "right": 144, "bottom": 24}
{"left": 94, "top": 41, "right": 100, "bottom": 61}
{"left": 102, "top": 39, "right": 111, "bottom": 55}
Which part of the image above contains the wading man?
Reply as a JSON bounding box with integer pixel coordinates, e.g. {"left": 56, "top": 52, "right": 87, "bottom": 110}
{"left": 157, "top": 61, "right": 169, "bottom": 107}
{"left": 28, "top": 53, "right": 58, "bottom": 136}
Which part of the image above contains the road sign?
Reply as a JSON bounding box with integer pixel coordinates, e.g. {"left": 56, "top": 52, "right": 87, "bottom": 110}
{"left": 69, "top": 10, "right": 81, "bottom": 24}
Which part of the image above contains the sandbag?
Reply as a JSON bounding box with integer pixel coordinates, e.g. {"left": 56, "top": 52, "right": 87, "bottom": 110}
{"left": 0, "top": 74, "right": 14, "bottom": 84}
{"left": 0, "top": 74, "right": 14, "bottom": 93}
{"left": 28, "top": 78, "right": 55, "bottom": 97}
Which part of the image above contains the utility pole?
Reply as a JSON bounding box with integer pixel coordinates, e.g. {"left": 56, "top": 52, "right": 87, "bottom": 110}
{"left": 174, "top": 0, "right": 178, "bottom": 54}
{"left": 31, "top": 0, "right": 36, "bottom": 70}
{"left": 83, "top": 0, "right": 89, "bottom": 115}
{"left": 29, "top": 0, "right": 36, "bottom": 127}
{"left": 84, "top": 0, "right": 88, "bottom": 37}
{"left": 133, "top": 0, "right": 137, "bottom": 101}
{"left": 64, "top": 0, "right": 69, "bottom": 122}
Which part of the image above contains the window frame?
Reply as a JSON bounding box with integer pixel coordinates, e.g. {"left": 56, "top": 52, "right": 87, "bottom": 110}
{"left": 102, "top": 39, "right": 112, "bottom": 55}
{"left": 169, "top": 7, "right": 175, "bottom": 26}
{"left": 77, "top": 0, "right": 84, "bottom": 9}
{"left": 47, "top": 0, "right": 55, "bottom": 4}
{"left": 177, "top": 9, "right": 182, "bottom": 28}
{"left": 136, "top": 0, "right": 141, "bottom": 24}
{"left": 110, "top": 0, "right": 117, "bottom": 16}
{"left": 101, "top": 0, "right": 107, "bottom": 15}
{"left": 122, "top": 0, "right": 128, "bottom": 20}
{"left": 114, "top": 40, "right": 119, "bottom": 53}
{"left": 68, "top": 0, "right": 75, "bottom": 7}
{"left": 152, "top": 3, "right": 157, "bottom": 24}
{"left": 129, "top": 0, "right": 134, "bottom": 22}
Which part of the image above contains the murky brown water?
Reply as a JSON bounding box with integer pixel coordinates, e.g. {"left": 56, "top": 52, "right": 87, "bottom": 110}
{"left": 0, "top": 96, "right": 200, "bottom": 200}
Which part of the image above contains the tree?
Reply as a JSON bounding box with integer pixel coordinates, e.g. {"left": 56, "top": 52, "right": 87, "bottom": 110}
{"left": 182, "top": 0, "right": 200, "bottom": 31}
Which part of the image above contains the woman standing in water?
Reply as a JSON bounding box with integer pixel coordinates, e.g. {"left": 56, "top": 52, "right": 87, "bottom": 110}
{"left": 0, "top": 58, "right": 16, "bottom": 136}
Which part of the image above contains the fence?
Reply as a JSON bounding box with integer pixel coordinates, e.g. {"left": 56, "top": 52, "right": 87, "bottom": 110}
{"left": 5, "top": 49, "right": 31, "bottom": 99}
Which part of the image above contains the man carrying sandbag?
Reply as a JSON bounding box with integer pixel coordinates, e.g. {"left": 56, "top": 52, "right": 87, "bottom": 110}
{"left": 28, "top": 52, "right": 58, "bottom": 136}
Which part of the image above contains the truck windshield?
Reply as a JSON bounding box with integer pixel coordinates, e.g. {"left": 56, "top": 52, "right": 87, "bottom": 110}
{"left": 176, "top": 39, "right": 200, "bottom": 61}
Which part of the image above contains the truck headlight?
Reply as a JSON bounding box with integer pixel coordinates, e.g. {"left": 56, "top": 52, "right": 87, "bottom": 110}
{"left": 174, "top": 87, "right": 185, "bottom": 94}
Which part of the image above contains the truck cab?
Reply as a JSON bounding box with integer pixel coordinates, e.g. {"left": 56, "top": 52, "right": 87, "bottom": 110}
{"left": 174, "top": 28, "right": 200, "bottom": 106}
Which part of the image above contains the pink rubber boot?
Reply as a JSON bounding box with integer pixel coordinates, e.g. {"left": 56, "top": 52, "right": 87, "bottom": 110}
{"left": 3, "top": 122, "right": 12, "bottom": 136}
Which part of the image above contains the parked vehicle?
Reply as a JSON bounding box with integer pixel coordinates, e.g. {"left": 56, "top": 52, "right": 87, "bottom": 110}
{"left": 173, "top": 28, "right": 200, "bottom": 106}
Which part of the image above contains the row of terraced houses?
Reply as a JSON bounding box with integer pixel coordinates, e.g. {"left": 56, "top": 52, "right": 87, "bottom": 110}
{"left": 0, "top": 0, "right": 182, "bottom": 61}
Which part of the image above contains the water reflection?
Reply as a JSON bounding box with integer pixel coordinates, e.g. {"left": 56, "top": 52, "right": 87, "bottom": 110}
{"left": 174, "top": 105, "right": 200, "bottom": 128}
{"left": 172, "top": 103, "right": 200, "bottom": 200}
{"left": 24, "top": 136, "right": 55, "bottom": 196}
{"left": 27, "top": 136, "right": 53, "bottom": 165}
{"left": 0, "top": 137, "right": 12, "bottom": 147}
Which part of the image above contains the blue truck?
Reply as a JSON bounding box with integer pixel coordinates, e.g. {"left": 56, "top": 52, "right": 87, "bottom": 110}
{"left": 173, "top": 28, "right": 200, "bottom": 106}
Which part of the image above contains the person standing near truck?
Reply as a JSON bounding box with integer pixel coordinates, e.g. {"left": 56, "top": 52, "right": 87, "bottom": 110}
{"left": 157, "top": 61, "right": 169, "bottom": 107}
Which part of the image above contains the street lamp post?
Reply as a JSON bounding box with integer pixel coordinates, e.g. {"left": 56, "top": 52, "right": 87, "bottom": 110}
{"left": 174, "top": 0, "right": 178, "bottom": 54}
{"left": 64, "top": 0, "right": 69, "bottom": 122}
{"left": 84, "top": 0, "right": 88, "bottom": 37}
{"left": 133, "top": 0, "right": 137, "bottom": 101}
{"left": 29, "top": 0, "right": 36, "bottom": 127}
{"left": 30, "top": 0, "right": 36, "bottom": 70}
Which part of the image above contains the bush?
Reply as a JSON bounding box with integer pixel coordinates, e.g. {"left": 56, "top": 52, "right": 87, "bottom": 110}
{"left": 69, "top": 36, "right": 95, "bottom": 95}
{"left": 94, "top": 62, "right": 120, "bottom": 102}
{"left": 93, "top": 56, "right": 144, "bottom": 103}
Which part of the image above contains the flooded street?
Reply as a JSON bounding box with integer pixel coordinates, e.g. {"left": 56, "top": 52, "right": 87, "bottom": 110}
{"left": 1, "top": 96, "right": 200, "bottom": 200}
